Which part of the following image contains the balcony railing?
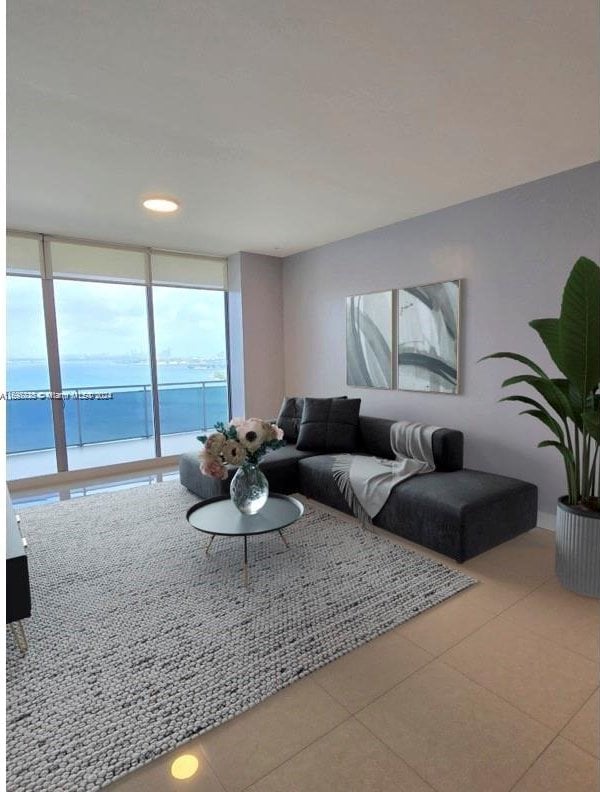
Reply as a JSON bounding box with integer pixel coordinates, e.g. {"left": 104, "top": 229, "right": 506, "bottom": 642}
{"left": 6, "top": 380, "right": 228, "bottom": 454}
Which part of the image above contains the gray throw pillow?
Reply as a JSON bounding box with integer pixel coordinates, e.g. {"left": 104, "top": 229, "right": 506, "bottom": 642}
{"left": 297, "top": 397, "right": 361, "bottom": 453}
{"left": 277, "top": 395, "right": 348, "bottom": 444}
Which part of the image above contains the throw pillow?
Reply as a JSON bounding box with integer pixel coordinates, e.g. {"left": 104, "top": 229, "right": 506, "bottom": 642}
{"left": 277, "top": 395, "right": 348, "bottom": 443}
{"left": 297, "top": 397, "right": 361, "bottom": 453}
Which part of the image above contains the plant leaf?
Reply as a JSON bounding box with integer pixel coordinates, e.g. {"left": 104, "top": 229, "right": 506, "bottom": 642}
{"left": 529, "top": 318, "right": 562, "bottom": 372}
{"left": 499, "top": 394, "right": 552, "bottom": 411}
{"left": 538, "top": 440, "right": 576, "bottom": 465}
{"left": 559, "top": 256, "right": 600, "bottom": 397}
{"left": 479, "top": 352, "right": 547, "bottom": 377}
{"left": 552, "top": 379, "right": 584, "bottom": 429}
{"left": 519, "top": 409, "right": 565, "bottom": 443}
{"left": 582, "top": 410, "right": 600, "bottom": 443}
{"left": 500, "top": 373, "right": 575, "bottom": 421}
{"left": 500, "top": 395, "right": 567, "bottom": 436}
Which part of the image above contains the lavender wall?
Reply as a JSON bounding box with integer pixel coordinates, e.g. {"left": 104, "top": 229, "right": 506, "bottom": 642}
{"left": 282, "top": 163, "right": 600, "bottom": 520}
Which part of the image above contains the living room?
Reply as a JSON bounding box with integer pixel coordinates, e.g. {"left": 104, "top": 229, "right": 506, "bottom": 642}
{"left": 5, "top": 2, "right": 600, "bottom": 791}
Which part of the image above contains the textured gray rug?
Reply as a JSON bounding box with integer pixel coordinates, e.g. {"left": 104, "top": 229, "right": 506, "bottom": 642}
{"left": 7, "top": 481, "right": 475, "bottom": 791}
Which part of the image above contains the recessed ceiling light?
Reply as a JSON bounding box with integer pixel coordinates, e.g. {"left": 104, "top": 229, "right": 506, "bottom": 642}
{"left": 142, "top": 197, "right": 180, "bottom": 213}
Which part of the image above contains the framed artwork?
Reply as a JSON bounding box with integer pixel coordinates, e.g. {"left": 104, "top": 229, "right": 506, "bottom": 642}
{"left": 397, "top": 280, "right": 460, "bottom": 393}
{"left": 346, "top": 290, "right": 393, "bottom": 389}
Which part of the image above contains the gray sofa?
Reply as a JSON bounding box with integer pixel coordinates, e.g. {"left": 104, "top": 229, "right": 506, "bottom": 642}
{"left": 179, "top": 414, "right": 538, "bottom": 563}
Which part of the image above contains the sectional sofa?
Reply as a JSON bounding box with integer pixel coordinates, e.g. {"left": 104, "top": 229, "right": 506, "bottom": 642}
{"left": 179, "top": 410, "right": 538, "bottom": 563}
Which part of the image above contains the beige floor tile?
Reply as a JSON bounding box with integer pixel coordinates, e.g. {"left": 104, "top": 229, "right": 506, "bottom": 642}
{"left": 357, "top": 661, "right": 553, "bottom": 792}
{"left": 501, "top": 578, "right": 600, "bottom": 660}
{"left": 562, "top": 689, "right": 600, "bottom": 758}
{"left": 247, "top": 718, "right": 433, "bottom": 792}
{"left": 197, "top": 677, "right": 349, "bottom": 792}
{"left": 398, "top": 593, "right": 496, "bottom": 655}
{"left": 463, "top": 548, "right": 554, "bottom": 594}
{"left": 108, "top": 748, "right": 225, "bottom": 791}
{"left": 443, "top": 616, "right": 598, "bottom": 730}
{"left": 434, "top": 571, "right": 536, "bottom": 616}
{"left": 311, "top": 629, "right": 432, "bottom": 712}
{"left": 512, "top": 737, "right": 599, "bottom": 792}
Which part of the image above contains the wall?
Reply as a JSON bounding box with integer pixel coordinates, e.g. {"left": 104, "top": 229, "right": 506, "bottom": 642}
{"left": 227, "top": 252, "right": 285, "bottom": 419}
{"left": 282, "top": 163, "right": 600, "bottom": 520}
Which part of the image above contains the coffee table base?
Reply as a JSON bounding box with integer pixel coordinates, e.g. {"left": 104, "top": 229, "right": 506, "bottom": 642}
{"left": 205, "top": 530, "right": 290, "bottom": 586}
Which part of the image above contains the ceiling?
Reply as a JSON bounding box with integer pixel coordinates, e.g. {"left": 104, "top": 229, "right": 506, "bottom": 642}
{"left": 7, "top": 0, "right": 600, "bottom": 257}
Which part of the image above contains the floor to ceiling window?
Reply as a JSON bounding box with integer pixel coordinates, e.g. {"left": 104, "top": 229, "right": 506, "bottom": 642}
{"left": 5, "top": 233, "right": 229, "bottom": 480}
{"left": 153, "top": 284, "right": 228, "bottom": 456}
{"left": 54, "top": 279, "right": 154, "bottom": 469}
{"left": 6, "top": 271, "right": 57, "bottom": 479}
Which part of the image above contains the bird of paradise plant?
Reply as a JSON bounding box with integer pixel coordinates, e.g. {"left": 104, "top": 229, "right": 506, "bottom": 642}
{"left": 482, "top": 256, "right": 599, "bottom": 512}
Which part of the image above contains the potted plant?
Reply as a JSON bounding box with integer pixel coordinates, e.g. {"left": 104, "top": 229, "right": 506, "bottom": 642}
{"left": 483, "top": 256, "right": 599, "bottom": 597}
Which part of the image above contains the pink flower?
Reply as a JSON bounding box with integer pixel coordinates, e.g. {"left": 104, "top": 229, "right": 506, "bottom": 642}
{"left": 200, "top": 455, "right": 229, "bottom": 480}
{"left": 273, "top": 424, "right": 284, "bottom": 441}
{"left": 204, "top": 432, "right": 226, "bottom": 456}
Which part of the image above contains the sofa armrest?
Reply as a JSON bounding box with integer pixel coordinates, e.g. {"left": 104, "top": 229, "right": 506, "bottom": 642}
{"left": 432, "top": 428, "right": 463, "bottom": 471}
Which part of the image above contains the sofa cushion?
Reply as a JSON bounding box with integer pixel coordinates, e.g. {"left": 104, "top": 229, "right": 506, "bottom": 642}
{"left": 358, "top": 416, "right": 463, "bottom": 471}
{"left": 297, "top": 397, "right": 361, "bottom": 453}
{"left": 277, "top": 395, "right": 348, "bottom": 443}
{"left": 258, "top": 443, "right": 320, "bottom": 494}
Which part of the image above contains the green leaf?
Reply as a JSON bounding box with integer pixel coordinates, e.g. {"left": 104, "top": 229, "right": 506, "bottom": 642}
{"left": 559, "top": 256, "right": 600, "bottom": 397}
{"left": 552, "top": 379, "right": 584, "bottom": 429}
{"left": 479, "top": 352, "right": 547, "bottom": 377}
{"left": 582, "top": 410, "right": 600, "bottom": 443}
{"left": 500, "top": 394, "right": 553, "bottom": 411}
{"left": 500, "top": 395, "right": 567, "bottom": 437}
{"left": 519, "top": 409, "right": 564, "bottom": 443}
{"left": 501, "top": 373, "right": 575, "bottom": 421}
{"left": 529, "top": 318, "right": 562, "bottom": 372}
{"left": 538, "top": 440, "right": 576, "bottom": 467}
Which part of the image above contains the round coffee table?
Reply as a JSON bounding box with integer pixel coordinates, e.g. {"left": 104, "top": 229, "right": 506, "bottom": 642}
{"left": 186, "top": 494, "right": 304, "bottom": 585}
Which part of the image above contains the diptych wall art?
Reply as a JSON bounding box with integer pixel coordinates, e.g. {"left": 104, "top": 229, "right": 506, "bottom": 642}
{"left": 397, "top": 280, "right": 460, "bottom": 393}
{"left": 346, "top": 291, "right": 393, "bottom": 388}
{"left": 346, "top": 280, "right": 461, "bottom": 393}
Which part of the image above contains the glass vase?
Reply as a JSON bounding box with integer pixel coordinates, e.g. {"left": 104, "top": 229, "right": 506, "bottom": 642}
{"left": 230, "top": 462, "right": 269, "bottom": 515}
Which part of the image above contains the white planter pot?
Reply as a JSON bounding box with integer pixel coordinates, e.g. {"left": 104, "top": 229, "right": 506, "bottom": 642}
{"left": 555, "top": 497, "right": 600, "bottom": 598}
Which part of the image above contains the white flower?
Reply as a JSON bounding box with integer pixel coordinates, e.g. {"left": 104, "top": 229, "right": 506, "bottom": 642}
{"left": 221, "top": 439, "right": 247, "bottom": 466}
{"left": 236, "top": 419, "right": 267, "bottom": 452}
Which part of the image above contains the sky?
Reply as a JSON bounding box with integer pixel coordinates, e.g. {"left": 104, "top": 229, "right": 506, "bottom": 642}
{"left": 7, "top": 276, "right": 227, "bottom": 360}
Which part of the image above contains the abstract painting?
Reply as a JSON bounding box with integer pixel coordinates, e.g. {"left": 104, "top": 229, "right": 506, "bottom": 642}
{"left": 397, "top": 280, "right": 460, "bottom": 393}
{"left": 346, "top": 291, "right": 393, "bottom": 388}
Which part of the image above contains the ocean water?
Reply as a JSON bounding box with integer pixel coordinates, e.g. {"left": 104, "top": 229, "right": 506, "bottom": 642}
{"left": 6, "top": 360, "right": 229, "bottom": 454}
{"left": 7, "top": 359, "right": 225, "bottom": 390}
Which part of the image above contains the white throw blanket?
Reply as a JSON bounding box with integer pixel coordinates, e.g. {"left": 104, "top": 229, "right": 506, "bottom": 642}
{"left": 332, "top": 421, "right": 439, "bottom": 524}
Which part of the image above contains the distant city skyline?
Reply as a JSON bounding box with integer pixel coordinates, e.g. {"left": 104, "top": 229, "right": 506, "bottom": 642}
{"left": 7, "top": 277, "right": 227, "bottom": 361}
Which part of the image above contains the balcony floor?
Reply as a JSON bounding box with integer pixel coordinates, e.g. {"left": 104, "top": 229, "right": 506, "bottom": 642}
{"left": 7, "top": 431, "right": 200, "bottom": 481}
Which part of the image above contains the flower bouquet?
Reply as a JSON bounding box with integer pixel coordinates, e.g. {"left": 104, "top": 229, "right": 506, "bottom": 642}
{"left": 198, "top": 418, "right": 285, "bottom": 514}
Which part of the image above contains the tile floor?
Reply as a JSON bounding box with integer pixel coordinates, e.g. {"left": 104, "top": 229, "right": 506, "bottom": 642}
{"left": 11, "top": 474, "right": 600, "bottom": 792}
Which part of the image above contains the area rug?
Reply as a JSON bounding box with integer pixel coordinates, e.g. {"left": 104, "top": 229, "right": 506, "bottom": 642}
{"left": 7, "top": 481, "right": 475, "bottom": 791}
